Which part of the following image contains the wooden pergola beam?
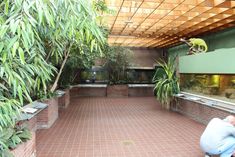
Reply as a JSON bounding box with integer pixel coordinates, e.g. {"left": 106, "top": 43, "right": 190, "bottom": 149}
{"left": 110, "top": 0, "right": 125, "bottom": 33}
{"left": 152, "top": 14, "right": 235, "bottom": 47}
{"left": 106, "top": 0, "right": 235, "bottom": 48}
{"left": 119, "top": 0, "right": 145, "bottom": 34}
{"left": 156, "top": 20, "right": 235, "bottom": 48}
{"left": 127, "top": 0, "right": 165, "bottom": 35}
{"left": 147, "top": 7, "right": 234, "bottom": 47}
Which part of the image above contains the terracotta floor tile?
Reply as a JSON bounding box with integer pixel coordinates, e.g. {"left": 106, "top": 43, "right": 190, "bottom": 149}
{"left": 36, "top": 97, "right": 205, "bottom": 157}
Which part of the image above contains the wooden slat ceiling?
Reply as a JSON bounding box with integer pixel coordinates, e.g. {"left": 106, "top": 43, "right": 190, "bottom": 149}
{"left": 105, "top": 0, "right": 235, "bottom": 48}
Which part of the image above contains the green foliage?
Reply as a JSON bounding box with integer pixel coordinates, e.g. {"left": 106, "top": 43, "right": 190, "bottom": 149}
{"left": 58, "top": 52, "right": 96, "bottom": 88}
{"left": 0, "top": 99, "right": 21, "bottom": 131}
{"left": 94, "top": 0, "right": 111, "bottom": 13}
{"left": 42, "top": 0, "right": 107, "bottom": 92}
{"left": 43, "top": 0, "right": 106, "bottom": 62}
{"left": 152, "top": 58, "right": 180, "bottom": 109}
{"left": 93, "top": 0, "right": 115, "bottom": 25}
{"left": 0, "top": 0, "right": 56, "bottom": 137}
{"left": 103, "top": 46, "right": 133, "bottom": 84}
{"left": 34, "top": 91, "right": 57, "bottom": 101}
{"left": 0, "top": 0, "right": 107, "bottom": 154}
{"left": 0, "top": 125, "right": 31, "bottom": 156}
{"left": 59, "top": 27, "right": 109, "bottom": 88}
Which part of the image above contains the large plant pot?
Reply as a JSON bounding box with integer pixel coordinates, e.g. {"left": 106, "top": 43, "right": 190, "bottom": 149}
{"left": 107, "top": 85, "right": 128, "bottom": 97}
{"left": 10, "top": 131, "right": 36, "bottom": 157}
{"left": 58, "top": 89, "right": 70, "bottom": 108}
{"left": 37, "top": 97, "right": 58, "bottom": 129}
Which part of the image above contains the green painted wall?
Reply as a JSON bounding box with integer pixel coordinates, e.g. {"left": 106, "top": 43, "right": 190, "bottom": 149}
{"left": 179, "top": 48, "right": 235, "bottom": 74}
{"left": 168, "top": 27, "right": 235, "bottom": 59}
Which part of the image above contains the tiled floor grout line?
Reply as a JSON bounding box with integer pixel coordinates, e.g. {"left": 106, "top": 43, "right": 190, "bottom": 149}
{"left": 36, "top": 97, "right": 205, "bottom": 157}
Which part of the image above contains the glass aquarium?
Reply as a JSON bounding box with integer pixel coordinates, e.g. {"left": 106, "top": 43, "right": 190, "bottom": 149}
{"left": 78, "top": 67, "right": 156, "bottom": 84}
{"left": 126, "top": 68, "right": 155, "bottom": 84}
{"left": 180, "top": 74, "right": 235, "bottom": 103}
{"left": 79, "top": 67, "right": 108, "bottom": 84}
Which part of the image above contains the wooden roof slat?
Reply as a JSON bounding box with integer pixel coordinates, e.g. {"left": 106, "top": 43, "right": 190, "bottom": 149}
{"left": 159, "top": 23, "right": 235, "bottom": 48}
{"left": 143, "top": 1, "right": 217, "bottom": 44}
{"left": 138, "top": 0, "right": 188, "bottom": 35}
{"left": 126, "top": 0, "right": 165, "bottom": 35}
{"left": 141, "top": 0, "right": 210, "bottom": 47}
{"left": 106, "top": 0, "right": 235, "bottom": 48}
{"left": 110, "top": 0, "right": 125, "bottom": 33}
{"left": 119, "top": 0, "right": 144, "bottom": 35}
{"left": 144, "top": 2, "right": 232, "bottom": 47}
{"left": 152, "top": 16, "right": 235, "bottom": 47}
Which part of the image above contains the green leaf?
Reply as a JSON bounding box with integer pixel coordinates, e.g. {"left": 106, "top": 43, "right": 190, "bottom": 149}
{"left": 7, "top": 36, "right": 18, "bottom": 51}
{"left": 18, "top": 47, "right": 25, "bottom": 64}
{"left": 0, "top": 83, "right": 8, "bottom": 91}
{"left": 4, "top": 0, "right": 9, "bottom": 14}
{"left": 2, "top": 52, "right": 7, "bottom": 63}
{"left": 10, "top": 19, "right": 20, "bottom": 34}
{"left": 0, "top": 42, "right": 4, "bottom": 52}
{"left": 22, "top": 30, "right": 30, "bottom": 51}
{"left": 17, "top": 85, "right": 23, "bottom": 104}
{"left": 0, "top": 25, "right": 8, "bottom": 39}
{"left": 12, "top": 42, "right": 19, "bottom": 57}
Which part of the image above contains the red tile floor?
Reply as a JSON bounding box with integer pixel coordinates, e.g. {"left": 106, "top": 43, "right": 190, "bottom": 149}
{"left": 36, "top": 97, "right": 206, "bottom": 157}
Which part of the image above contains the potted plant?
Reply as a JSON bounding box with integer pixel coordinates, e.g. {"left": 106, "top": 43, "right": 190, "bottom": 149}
{"left": 152, "top": 57, "right": 180, "bottom": 110}
{"left": 103, "top": 46, "right": 133, "bottom": 97}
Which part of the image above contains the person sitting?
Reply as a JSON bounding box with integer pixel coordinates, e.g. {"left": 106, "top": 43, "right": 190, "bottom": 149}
{"left": 200, "top": 115, "right": 235, "bottom": 157}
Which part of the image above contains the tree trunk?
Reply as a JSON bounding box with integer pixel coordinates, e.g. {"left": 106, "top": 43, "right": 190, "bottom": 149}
{"left": 50, "top": 45, "right": 71, "bottom": 92}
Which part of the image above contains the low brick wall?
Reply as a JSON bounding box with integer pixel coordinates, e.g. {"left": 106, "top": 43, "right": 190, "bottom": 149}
{"left": 70, "top": 87, "right": 79, "bottom": 98}
{"left": 172, "top": 98, "right": 233, "bottom": 125}
{"left": 70, "top": 84, "right": 156, "bottom": 98}
{"left": 128, "top": 87, "right": 154, "bottom": 97}
{"left": 64, "top": 89, "right": 70, "bottom": 108}
{"left": 11, "top": 131, "right": 36, "bottom": 157}
{"left": 107, "top": 85, "right": 128, "bottom": 97}
{"left": 9, "top": 96, "right": 61, "bottom": 157}
{"left": 58, "top": 89, "right": 70, "bottom": 108}
{"left": 71, "top": 86, "right": 107, "bottom": 97}
{"left": 24, "top": 116, "right": 37, "bottom": 132}
{"left": 37, "top": 97, "right": 58, "bottom": 129}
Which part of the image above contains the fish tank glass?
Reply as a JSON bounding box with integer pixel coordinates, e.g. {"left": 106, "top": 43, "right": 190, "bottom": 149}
{"left": 80, "top": 68, "right": 109, "bottom": 84}
{"left": 79, "top": 67, "right": 156, "bottom": 84}
{"left": 126, "top": 69, "right": 155, "bottom": 84}
{"left": 180, "top": 74, "right": 235, "bottom": 103}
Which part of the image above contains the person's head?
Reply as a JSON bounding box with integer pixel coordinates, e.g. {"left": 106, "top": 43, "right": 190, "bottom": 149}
{"left": 225, "top": 115, "right": 235, "bottom": 126}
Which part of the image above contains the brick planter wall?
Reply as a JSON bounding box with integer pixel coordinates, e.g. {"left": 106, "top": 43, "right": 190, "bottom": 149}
{"left": 70, "top": 86, "right": 79, "bottom": 98}
{"left": 128, "top": 87, "right": 154, "bottom": 97}
{"left": 10, "top": 131, "right": 36, "bottom": 157}
{"left": 107, "top": 85, "right": 128, "bottom": 97}
{"left": 71, "top": 84, "right": 155, "bottom": 97}
{"left": 171, "top": 98, "right": 233, "bottom": 125}
{"left": 64, "top": 89, "right": 70, "bottom": 108}
{"left": 72, "top": 86, "right": 107, "bottom": 97}
{"left": 37, "top": 97, "right": 58, "bottom": 129}
{"left": 10, "top": 117, "right": 37, "bottom": 157}
{"left": 58, "top": 89, "right": 70, "bottom": 108}
{"left": 24, "top": 116, "right": 37, "bottom": 132}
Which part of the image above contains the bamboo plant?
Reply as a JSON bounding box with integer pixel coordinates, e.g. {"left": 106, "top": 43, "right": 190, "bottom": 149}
{"left": 0, "top": 0, "right": 107, "bottom": 155}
